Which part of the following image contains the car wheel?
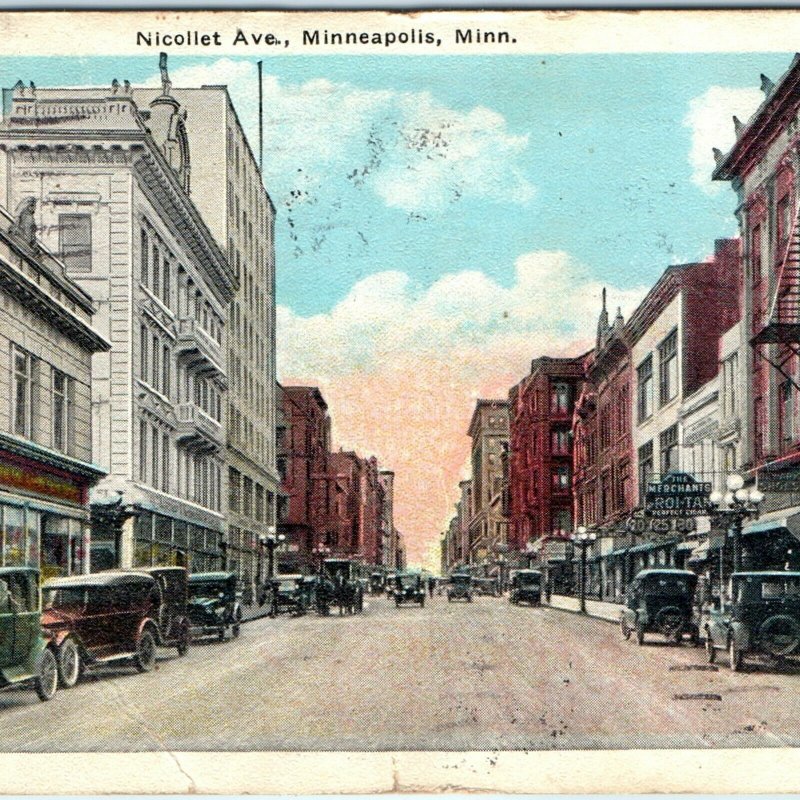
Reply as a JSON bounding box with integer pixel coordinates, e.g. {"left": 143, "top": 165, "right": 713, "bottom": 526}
{"left": 635, "top": 623, "right": 645, "bottom": 646}
{"left": 134, "top": 629, "right": 157, "bottom": 673}
{"left": 35, "top": 647, "right": 58, "bottom": 702}
{"left": 690, "top": 627, "right": 700, "bottom": 648}
{"left": 620, "top": 617, "right": 632, "bottom": 641}
{"left": 177, "top": 622, "right": 190, "bottom": 656}
{"left": 705, "top": 630, "right": 716, "bottom": 663}
{"left": 420, "top": 596, "right": 425, "bottom": 608}
{"left": 729, "top": 638, "right": 742, "bottom": 672}
{"left": 218, "top": 627, "right": 226, "bottom": 641}
{"left": 467, "top": 595, "right": 472, "bottom": 603}
{"left": 57, "top": 637, "right": 81, "bottom": 688}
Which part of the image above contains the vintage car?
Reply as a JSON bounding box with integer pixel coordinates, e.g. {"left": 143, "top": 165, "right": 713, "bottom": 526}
{"left": 473, "top": 577, "right": 499, "bottom": 597}
{"left": 447, "top": 573, "right": 473, "bottom": 603}
{"left": 187, "top": 571, "right": 243, "bottom": 640}
{"left": 620, "top": 568, "right": 699, "bottom": 646}
{"left": 0, "top": 567, "right": 58, "bottom": 701}
{"left": 509, "top": 570, "right": 542, "bottom": 605}
{"left": 103, "top": 567, "right": 191, "bottom": 657}
{"left": 705, "top": 571, "right": 800, "bottom": 672}
{"left": 42, "top": 571, "right": 161, "bottom": 686}
{"left": 268, "top": 574, "right": 307, "bottom": 617}
{"left": 393, "top": 572, "right": 425, "bottom": 607}
{"left": 383, "top": 572, "right": 397, "bottom": 596}
{"left": 369, "top": 572, "right": 385, "bottom": 595}
{"left": 320, "top": 559, "right": 364, "bottom": 615}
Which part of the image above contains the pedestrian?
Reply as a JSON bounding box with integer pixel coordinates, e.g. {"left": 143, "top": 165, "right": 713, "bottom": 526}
{"left": 428, "top": 576, "right": 435, "bottom": 598}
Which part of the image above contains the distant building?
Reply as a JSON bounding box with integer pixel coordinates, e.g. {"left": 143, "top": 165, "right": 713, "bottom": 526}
{"left": 508, "top": 356, "right": 586, "bottom": 590}
{"left": 378, "top": 469, "right": 395, "bottom": 568}
{"left": 277, "top": 385, "right": 331, "bottom": 572}
{"left": 0, "top": 202, "right": 108, "bottom": 577}
{"left": 466, "top": 399, "right": 509, "bottom": 569}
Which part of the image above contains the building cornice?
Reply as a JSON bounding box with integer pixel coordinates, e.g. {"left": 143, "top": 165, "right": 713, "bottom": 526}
{"left": 0, "top": 430, "right": 106, "bottom": 481}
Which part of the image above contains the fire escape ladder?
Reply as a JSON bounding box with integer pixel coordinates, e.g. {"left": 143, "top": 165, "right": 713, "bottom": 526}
{"left": 752, "top": 200, "right": 800, "bottom": 391}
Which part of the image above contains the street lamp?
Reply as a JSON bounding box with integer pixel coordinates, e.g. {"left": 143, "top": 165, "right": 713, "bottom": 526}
{"left": 571, "top": 525, "right": 597, "bottom": 613}
{"left": 263, "top": 526, "right": 286, "bottom": 579}
{"left": 708, "top": 474, "right": 765, "bottom": 573}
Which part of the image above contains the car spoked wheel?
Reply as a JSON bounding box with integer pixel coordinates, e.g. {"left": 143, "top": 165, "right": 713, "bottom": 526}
{"left": 758, "top": 614, "right": 800, "bottom": 657}
{"left": 35, "top": 647, "right": 58, "bottom": 701}
{"left": 177, "top": 622, "right": 190, "bottom": 657}
{"left": 620, "top": 617, "right": 632, "bottom": 641}
{"left": 134, "top": 629, "right": 157, "bottom": 673}
{"left": 57, "top": 637, "right": 81, "bottom": 688}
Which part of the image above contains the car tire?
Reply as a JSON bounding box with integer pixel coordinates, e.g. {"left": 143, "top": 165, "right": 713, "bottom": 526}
{"left": 35, "top": 647, "right": 58, "bottom": 702}
{"left": 134, "top": 629, "right": 157, "bottom": 673}
{"left": 620, "top": 617, "right": 632, "bottom": 641}
{"left": 57, "top": 637, "right": 81, "bottom": 688}
{"left": 420, "top": 596, "right": 425, "bottom": 608}
{"left": 729, "top": 638, "right": 742, "bottom": 672}
{"left": 705, "top": 630, "right": 716, "bottom": 663}
{"left": 176, "top": 622, "right": 190, "bottom": 657}
{"left": 232, "top": 622, "right": 241, "bottom": 638}
{"left": 635, "top": 623, "right": 645, "bottom": 646}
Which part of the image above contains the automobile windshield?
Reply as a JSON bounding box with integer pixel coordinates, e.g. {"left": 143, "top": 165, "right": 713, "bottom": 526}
{"left": 399, "top": 576, "right": 418, "bottom": 588}
{"left": 519, "top": 574, "right": 540, "bottom": 586}
{"left": 189, "top": 582, "right": 227, "bottom": 599}
{"left": 735, "top": 577, "right": 800, "bottom": 603}
{"left": 43, "top": 587, "right": 87, "bottom": 609}
{"left": 451, "top": 575, "right": 470, "bottom": 584}
{"left": 644, "top": 576, "right": 692, "bottom": 596}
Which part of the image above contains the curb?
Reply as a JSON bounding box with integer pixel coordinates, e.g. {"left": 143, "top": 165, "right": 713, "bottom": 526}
{"left": 543, "top": 601, "right": 620, "bottom": 625}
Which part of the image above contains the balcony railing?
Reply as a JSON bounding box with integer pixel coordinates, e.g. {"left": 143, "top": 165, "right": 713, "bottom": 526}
{"left": 175, "top": 402, "right": 224, "bottom": 451}
{"left": 175, "top": 317, "right": 225, "bottom": 380}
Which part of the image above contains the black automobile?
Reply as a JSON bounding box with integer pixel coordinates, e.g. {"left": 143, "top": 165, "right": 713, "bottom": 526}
{"left": 447, "top": 573, "right": 473, "bottom": 603}
{"left": 103, "top": 567, "right": 190, "bottom": 656}
{"left": 509, "top": 570, "right": 542, "bottom": 605}
{"left": 705, "top": 571, "right": 800, "bottom": 671}
{"left": 393, "top": 572, "right": 425, "bottom": 607}
{"left": 268, "top": 575, "right": 306, "bottom": 617}
{"left": 620, "top": 568, "right": 699, "bottom": 646}
{"left": 369, "top": 572, "right": 385, "bottom": 595}
{"left": 473, "top": 577, "right": 499, "bottom": 597}
{"left": 187, "top": 572, "right": 242, "bottom": 641}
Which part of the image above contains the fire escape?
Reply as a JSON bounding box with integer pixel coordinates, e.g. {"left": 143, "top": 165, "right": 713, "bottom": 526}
{"left": 751, "top": 202, "right": 800, "bottom": 391}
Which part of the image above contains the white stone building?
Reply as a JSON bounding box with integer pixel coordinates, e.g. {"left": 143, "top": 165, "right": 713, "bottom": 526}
{"left": 0, "top": 76, "right": 237, "bottom": 571}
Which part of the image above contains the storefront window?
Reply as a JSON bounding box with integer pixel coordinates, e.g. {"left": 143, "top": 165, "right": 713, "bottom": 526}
{"left": 154, "top": 514, "right": 173, "bottom": 544}
{"left": 41, "top": 514, "right": 70, "bottom": 580}
{"left": 134, "top": 511, "right": 153, "bottom": 567}
{"left": 4, "top": 505, "right": 25, "bottom": 566}
{"left": 26, "top": 510, "right": 40, "bottom": 570}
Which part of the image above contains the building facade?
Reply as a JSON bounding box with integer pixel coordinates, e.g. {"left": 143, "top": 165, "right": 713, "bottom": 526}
{"left": 714, "top": 55, "right": 800, "bottom": 570}
{"left": 466, "top": 400, "right": 509, "bottom": 568}
{"left": 0, "top": 202, "right": 108, "bottom": 578}
{"left": 277, "top": 385, "right": 331, "bottom": 572}
{"left": 0, "top": 77, "right": 237, "bottom": 573}
{"left": 378, "top": 469, "right": 395, "bottom": 568}
{"left": 508, "top": 356, "right": 585, "bottom": 586}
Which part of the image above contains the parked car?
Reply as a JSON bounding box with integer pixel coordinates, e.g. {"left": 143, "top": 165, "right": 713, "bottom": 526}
{"left": 620, "top": 568, "right": 699, "bottom": 646}
{"left": 383, "top": 572, "right": 397, "bottom": 596}
{"left": 269, "top": 574, "right": 307, "bottom": 616}
{"left": 393, "top": 572, "right": 425, "bottom": 607}
{"left": 187, "top": 571, "right": 242, "bottom": 640}
{"left": 103, "top": 567, "right": 190, "bottom": 657}
{"left": 447, "top": 573, "right": 473, "bottom": 603}
{"left": 0, "top": 567, "right": 58, "bottom": 701}
{"left": 42, "top": 572, "right": 161, "bottom": 686}
{"left": 705, "top": 571, "right": 800, "bottom": 672}
{"left": 510, "top": 569, "right": 542, "bottom": 605}
{"left": 320, "top": 559, "right": 364, "bottom": 615}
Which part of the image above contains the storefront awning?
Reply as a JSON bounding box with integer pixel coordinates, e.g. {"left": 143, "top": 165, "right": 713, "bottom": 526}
{"left": 742, "top": 509, "right": 800, "bottom": 540}
{"left": 627, "top": 538, "right": 678, "bottom": 554}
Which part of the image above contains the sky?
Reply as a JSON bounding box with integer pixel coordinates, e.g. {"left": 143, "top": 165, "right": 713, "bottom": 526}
{"left": 4, "top": 50, "right": 794, "bottom": 563}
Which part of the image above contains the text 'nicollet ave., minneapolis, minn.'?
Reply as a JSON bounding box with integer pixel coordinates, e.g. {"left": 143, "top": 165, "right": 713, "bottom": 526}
{"left": 135, "top": 28, "right": 517, "bottom": 49}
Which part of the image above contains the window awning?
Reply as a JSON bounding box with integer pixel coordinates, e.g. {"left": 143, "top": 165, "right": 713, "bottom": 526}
{"left": 627, "top": 538, "right": 678, "bottom": 554}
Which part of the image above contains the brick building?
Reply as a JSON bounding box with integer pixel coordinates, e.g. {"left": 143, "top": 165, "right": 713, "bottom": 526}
{"left": 572, "top": 291, "right": 634, "bottom": 599}
{"left": 466, "top": 400, "right": 509, "bottom": 567}
{"left": 714, "top": 54, "right": 800, "bottom": 568}
{"left": 508, "top": 356, "right": 586, "bottom": 586}
{"left": 277, "top": 385, "right": 331, "bottom": 572}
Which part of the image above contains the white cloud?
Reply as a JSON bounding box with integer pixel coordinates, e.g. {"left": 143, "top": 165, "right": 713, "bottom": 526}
{"left": 147, "top": 58, "right": 533, "bottom": 215}
{"left": 683, "top": 85, "right": 762, "bottom": 193}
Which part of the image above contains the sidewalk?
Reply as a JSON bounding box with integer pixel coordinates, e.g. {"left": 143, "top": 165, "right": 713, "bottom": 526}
{"left": 544, "top": 593, "right": 623, "bottom": 624}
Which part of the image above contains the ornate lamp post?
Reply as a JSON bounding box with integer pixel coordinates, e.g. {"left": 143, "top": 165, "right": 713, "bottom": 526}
{"left": 571, "top": 526, "right": 597, "bottom": 613}
{"left": 708, "top": 474, "right": 764, "bottom": 573}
